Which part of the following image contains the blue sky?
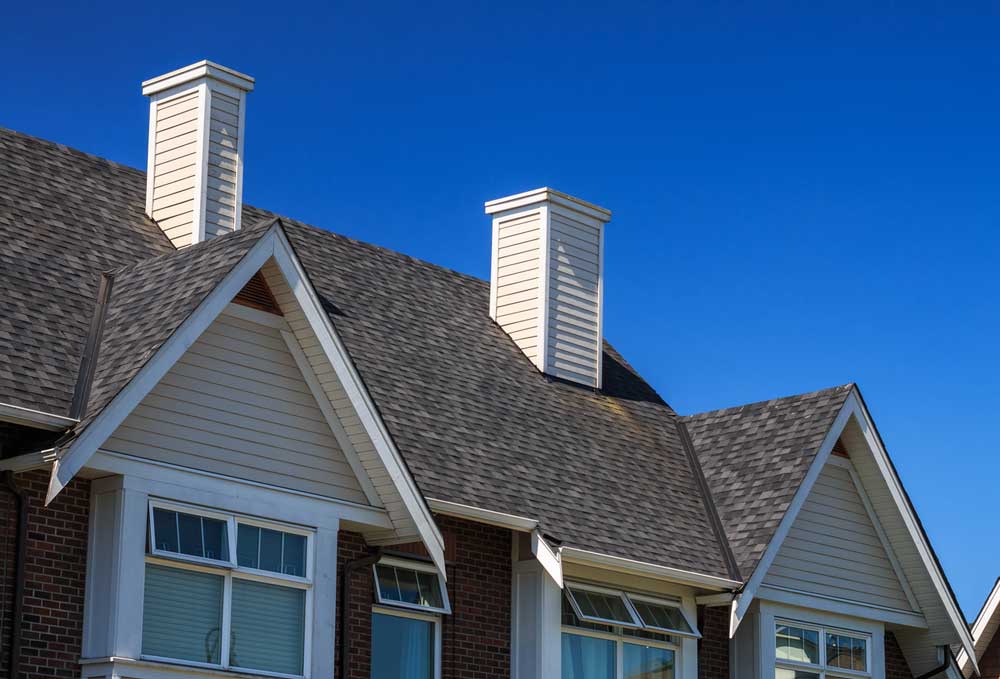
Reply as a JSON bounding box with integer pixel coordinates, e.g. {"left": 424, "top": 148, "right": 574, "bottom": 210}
{"left": 3, "top": 2, "right": 998, "bottom": 618}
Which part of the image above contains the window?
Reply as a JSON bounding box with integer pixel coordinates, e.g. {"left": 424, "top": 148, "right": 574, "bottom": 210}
{"left": 561, "top": 589, "right": 679, "bottom": 679}
{"left": 775, "top": 621, "right": 870, "bottom": 679}
{"left": 142, "top": 500, "right": 312, "bottom": 678}
{"left": 564, "top": 583, "right": 698, "bottom": 638}
{"left": 371, "top": 607, "right": 439, "bottom": 679}
{"left": 373, "top": 557, "right": 451, "bottom": 614}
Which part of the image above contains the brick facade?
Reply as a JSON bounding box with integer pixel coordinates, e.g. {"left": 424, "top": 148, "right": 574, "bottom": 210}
{"left": 978, "top": 625, "right": 1000, "bottom": 679}
{"left": 698, "top": 605, "right": 729, "bottom": 679}
{"left": 335, "top": 515, "right": 511, "bottom": 679}
{"left": 884, "top": 631, "right": 914, "bottom": 679}
{"left": 0, "top": 469, "right": 90, "bottom": 679}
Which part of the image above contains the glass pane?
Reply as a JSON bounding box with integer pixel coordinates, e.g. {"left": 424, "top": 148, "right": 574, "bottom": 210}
{"left": 259, "top": 528, "right": 283, "bottom": 573}
{"left": 230, "top": 579, "right": 305, "bottom": 675}
{"left": 775, "top": 669, "right": 820, "bottom": 679}
{"left": 561, "top": 632, "right": 615, "bottom": 679}
{"left": 177, "top": 512, "right": 205, "bottom": 557}
{"left": 152, "top": 508, "right": 178, "bottom": 553}
{"left": 569, "top": 587, "right": 635, "bottom": 624}
{"left": 237, "top": 524, "right": 260, "bottom": 569}
{"left": 624, "top": 642, "right": 674, "bottom": 679}
{"left": 371, "top": 612, "right": 434, "bottom": 679}
{"left": 852, "top": 636, "right": 868, "bottom": 671}
{"left": 416, "top": 571, "right": 443, "bottom": 609}
{"left": 776, "top": 625, "right": 818, "bottom": 665}
{"left": 826, "top": 633, "right": 867, "bottom": 670}
{"left": 632, "top": 599, "right": 693, "bottom": 634}
{"left": 283, "top": 533, "right": 307, "bottom": 577}
{"left": 376, "top": 564, "right": 401, "bottom": 600}
{"left": 142, "top": 564, "right": 223, "bottom": 664}
{"left": 202, "top": 517, "right": 229, "bottom": 562}
{"left": 396, "top": 567, "right": 422, "bottom": 605}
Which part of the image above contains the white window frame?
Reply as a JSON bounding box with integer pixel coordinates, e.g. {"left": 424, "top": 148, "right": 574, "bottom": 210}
{"left": 565, "top": 582, "right": 643, "bottom": 629}
{"left": 142, "top": 499, "right": 315, "bottom": 679}
{"left": 561, "top": 617, "right": 680, "bottom": 679}
{"left": 773, "top": 618, "right": 872, "bottom": 679}
{"left": 371, "top": 605, "right": 442, "bottom": 679}
{"left": 628, "top": 593, "right": 701, "bottom": 640}
{"left": 372, "top": 556, "right": 451, "bottom": 615}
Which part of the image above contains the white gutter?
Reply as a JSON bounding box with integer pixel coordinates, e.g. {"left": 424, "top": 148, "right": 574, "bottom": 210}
{"left": 560, "top": 547, "right": 742, "bottom": 591}
{"left": 426, "top": 498, "right": 539, "bottom": 531}
{"left": 0, "top": 449, "right": 59, "bottom": 473}
{"left": 0, "top": 403, "right": 78, "bottom": 431}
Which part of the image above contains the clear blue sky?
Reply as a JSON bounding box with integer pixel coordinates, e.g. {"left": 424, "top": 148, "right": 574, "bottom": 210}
{"left": 3, "top": 1, "right": 998, "bottom": 619}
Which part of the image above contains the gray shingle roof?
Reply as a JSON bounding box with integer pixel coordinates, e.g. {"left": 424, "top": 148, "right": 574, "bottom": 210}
{"left": 0, "top": 126, "right": 852, "bottom": 582}
{"left": 681, "top": 384, "right": 853, "bottom": 576}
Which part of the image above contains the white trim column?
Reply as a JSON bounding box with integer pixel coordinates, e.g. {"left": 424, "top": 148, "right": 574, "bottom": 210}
{"left": 511, "top": 559, "right": 561, "bottom": 679}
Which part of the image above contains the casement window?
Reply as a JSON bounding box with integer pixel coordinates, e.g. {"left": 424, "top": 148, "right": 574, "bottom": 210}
{"left": 370, "top": 557, "right": 450, "bottom": 679}
{"left": 142, "top": 500, "right": 313, "bottom": 678}
{"left": 774, "top": 620, "right": 870, "bottom": 679}
{"left": 561, "top": 583, "right": 696, "bottom": 679}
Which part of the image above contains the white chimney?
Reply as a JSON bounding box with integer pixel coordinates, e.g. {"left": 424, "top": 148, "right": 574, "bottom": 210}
{"left": 142, "top": 61, "right": 254, "bottom": 248}
{"left": 485, "top": 188, "right": 611, "bottom": 389}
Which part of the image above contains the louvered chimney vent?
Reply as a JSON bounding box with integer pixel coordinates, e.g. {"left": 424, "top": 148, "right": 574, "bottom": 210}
{"left": 485, "top": 188, "right": 611, "bottom": 389}
{"left": 142, "top": 61, "right": 254, "bottom": 248}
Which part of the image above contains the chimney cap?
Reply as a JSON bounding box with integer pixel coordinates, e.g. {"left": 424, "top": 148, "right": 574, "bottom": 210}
{"left": 484, "top": 187, "right": 611, "bottom": 222}
{"left": 142, "top": 60, "right": 255, "bottom": 97}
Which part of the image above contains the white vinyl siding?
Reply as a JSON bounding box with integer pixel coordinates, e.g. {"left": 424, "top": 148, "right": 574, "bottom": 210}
{"left": 205, "top": 90, "right": 240, "bottom": 238}
{"left": 150, "top": 90, "right": 202, "bottom": 248}
{"left": 546, "top": 210, "right": 602, "bottom": 386}
{"left": 260, "top": 261, "right": 420, "bottom": 542}
{"left": 104, "top": 314, "right": 367, "bottom": 504}
{"left": 494, "top": 209, "right": 544, "bottom": 369}
{"left": 762, "top": 461, "right": 913, "bottom": 612}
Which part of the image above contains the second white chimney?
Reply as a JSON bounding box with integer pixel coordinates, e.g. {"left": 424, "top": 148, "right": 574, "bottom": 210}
{"left": 142, "top": 61, "right": 254, "bottom": 248}
{"left": 485, "top": 188, "right": 611, "bottom": 389}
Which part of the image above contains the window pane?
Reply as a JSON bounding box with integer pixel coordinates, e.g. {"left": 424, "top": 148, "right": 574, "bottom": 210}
{"left": 202, "top": 518, "right": 229, "bottom": 562}
{"left": 283, "top": 533, "right": 306, "bottom": 577}
{"left": 561, "top": 632, "right": 615, "bottom": 679}
{"left": 230, "top": 579, "right": 305, "bottom": 676}
{"left": 371, "top": 612, "right": 433, "bottom": 679}
{"left": 416, "top": 571, "right": 443, "bottom": 609}
{"left": 826, "top": 633, "right": 866, "bottom": 671}
{"left": 376, "top": 564, "right": 401, "bottom": 600}
{"left": 852, "top": 636, "right": 868, "bottom": 671}
{"left": 152, "top": 508, "right": 178, "bottom": 553}
{"left": 142, "top": 564, "right": 223, "bottom": 664}
{"left": 259, "top": 527, "right": 283, "bottom": 573}
{"left": 775, "top": 669, "right": 820, "bottom": 679}
{"left": 632, "top": 599, "right": 693, "bottom": 634}
{"left": 568, "top": 587, "right": 635, "bottom": 624}
{"left": 624, "top": 642, "right": 674, "bottom": 679}
{"left": 396, "top": 567, "right": 422, "bottom": 605}
{"left": 237, "top": 524, "right": 260, "bottom": 569}
{"left": 776, "top": 625, "right": 818, "bottom": 665}
{"left": 177, "top": 512, "right": 204, "bottom": 557}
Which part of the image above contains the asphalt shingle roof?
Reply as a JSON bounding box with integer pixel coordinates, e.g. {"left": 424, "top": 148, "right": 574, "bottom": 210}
{"left": 0, "top": 126, "right": 852, "bottom": 582}
{"left": 681, "top": 384, "right": 853, "bottom": 575}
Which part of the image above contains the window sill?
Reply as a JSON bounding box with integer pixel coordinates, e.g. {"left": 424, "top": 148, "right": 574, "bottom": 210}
{"left": 79, "top": 656, "right": 306, "bottom": 679}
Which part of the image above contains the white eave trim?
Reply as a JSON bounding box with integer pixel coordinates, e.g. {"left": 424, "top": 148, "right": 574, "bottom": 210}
{"left": 0, "top": 403, "right": 78, "bottom": 431}
{"left": 559, "top": 546, "right": 742, "bottom": 591}
{"left": 957, "top": 580, "right": 1000, "bottom": 674}
{"left": 426, "top": 498, "right": 539, "bottom": 531}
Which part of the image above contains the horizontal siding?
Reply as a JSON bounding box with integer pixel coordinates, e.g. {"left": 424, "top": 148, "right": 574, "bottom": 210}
{"left": 205, "top": 90, "right": 240, "bottom": 237}
{"left": 494, "top": 210, "right": 543, "bottom": 367}
{"left": 150, "top": 91, "right": 201, "bottom": 248}
{"left": 105, "top": 314, "right": 367, "bottom": 504}
{"left": 260, "top": 262, "right": 415, "bottom": 535}
{"left": 763, "top": 461, "right": 913, "bottom": 611}
{"left": 545, "top": 210, "right": 601, "bottom": 386}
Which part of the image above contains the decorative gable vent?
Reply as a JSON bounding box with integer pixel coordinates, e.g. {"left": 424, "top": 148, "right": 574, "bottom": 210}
{"left": 233, "top": 271, "right": 282, "bottom": 315}
{"left": 142, "top": 61, "right": 254, "bottom": 248}
{"left": 485, "top": 188, "right": 611, "bottom": 389}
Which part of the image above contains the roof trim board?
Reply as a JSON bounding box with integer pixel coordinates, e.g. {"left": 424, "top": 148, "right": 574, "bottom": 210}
{"left": 957, "top": 578, "right": 1000, "bottom": 676}
{"left": 0, "top": 402, "right": 78, "bottom": 431}
{"left": 45, "top": 223, "right": 447, "bottom": 575}
{"left": 731, "top": 388, "right": 977, "bottom": 672}
{"left": 559, "top": 546, "right": 742, "bottom": 591}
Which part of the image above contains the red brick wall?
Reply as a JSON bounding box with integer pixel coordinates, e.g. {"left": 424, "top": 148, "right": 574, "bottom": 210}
{"left": 335, "top": 515, "right": 512, "bottom": 679}
{"left": 884, "top": 631, "right": 914, "bottom": 679}
{"left": 976, "top": 627, "right": 1000, "bottom": 679}
{"left": 697, "top": 605, "right": 729, "bottom": 679}
{"left": 0, "top": 469, "right": 90, "bottom": 679}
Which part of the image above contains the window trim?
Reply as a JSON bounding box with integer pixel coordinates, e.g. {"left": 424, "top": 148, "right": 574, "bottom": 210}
{"left": 372, "top": 556, "right": 451, "bottom": 615}
{"left": 372, "top": 604, "right": 442, "bottom": 679}
{"left": 141, "top": 499, "right": 315, "bottom": 679}
{"left": 565, "top": 582, "right": 643, "bottom": 629}
{"left": 774, "top": 619, "right": 872, "bottom": 679}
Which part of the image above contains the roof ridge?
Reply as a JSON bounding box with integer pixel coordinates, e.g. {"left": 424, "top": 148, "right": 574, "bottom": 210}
{"left": 0, "top": 126, "right": 147, "bottom": 179}
{"left": 682, "top": 383, "right": 855, "bottom": 420}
